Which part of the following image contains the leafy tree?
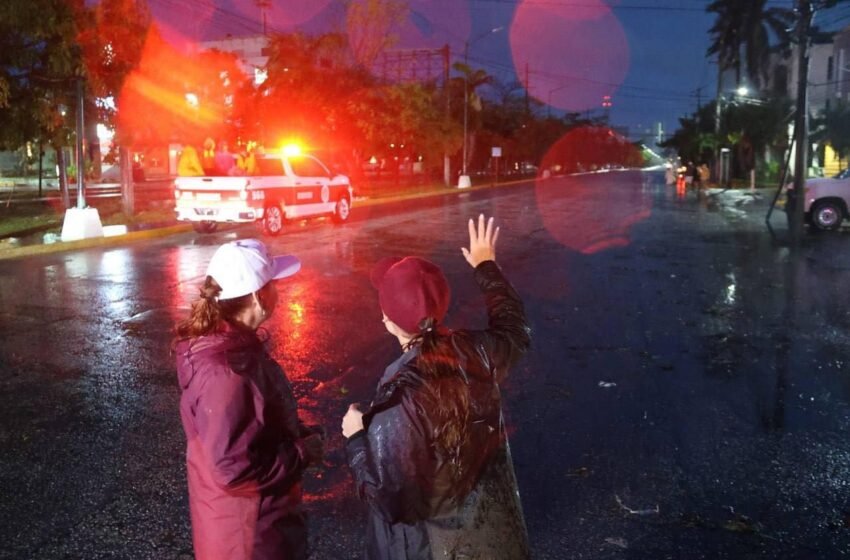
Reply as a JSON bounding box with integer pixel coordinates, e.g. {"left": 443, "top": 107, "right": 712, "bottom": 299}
{"left": 721, "top": 96, "right": 792, "bottom": 175}
{"left": 253, "top": 30, "right": 459, "bottom": 179}
{"left": 661, "top": 103, "right": 717, "bottom": 164}
{"left": 813, "top": 101, "right": 850, "bottom": 161}
{"left": 707, "top": 0, "right": 793, "bottom": 88}
{"left": 0, "top": 0, "right": 147, "bottom": 193}
{"left": 344, "top": 0, "right": 407, "bottom": 67}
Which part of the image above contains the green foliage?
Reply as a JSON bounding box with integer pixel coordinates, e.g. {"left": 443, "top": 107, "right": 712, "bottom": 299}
{"left": 813, "top": 101, "right": 850, "bottom": 160}
{"left": 344, "top": 0, "right": 406, "bottom": 66}
{"left": 251, "top": 30, "right": 461, "bottom": 175}
{"left": 0, "top": 0, "right": 148, "bottom": 150}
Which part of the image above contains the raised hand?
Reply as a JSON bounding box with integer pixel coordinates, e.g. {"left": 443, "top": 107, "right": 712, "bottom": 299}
{"left": 461, "top": 214, "right": 500, "bottom": 268}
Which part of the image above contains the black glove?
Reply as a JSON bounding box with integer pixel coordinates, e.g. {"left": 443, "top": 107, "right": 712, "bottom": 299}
{"left": 296, "top": 432, "right": 325, "bottom": 466}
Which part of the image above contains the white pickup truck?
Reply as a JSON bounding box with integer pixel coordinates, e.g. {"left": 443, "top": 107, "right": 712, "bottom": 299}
{"left": 174, "top": 152, "right": 353, "bottom": 235}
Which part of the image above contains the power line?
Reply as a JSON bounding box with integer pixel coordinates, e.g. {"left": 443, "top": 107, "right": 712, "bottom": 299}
{"left": 468, "top": 0, "right": 795, "bottom": 12}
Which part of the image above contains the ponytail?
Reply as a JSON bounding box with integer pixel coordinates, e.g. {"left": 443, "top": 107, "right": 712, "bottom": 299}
{"left": 174, "top": 276, "right": 252, "bottom": 342}
{"left": 411, "top": 317, "right": 470, "bottom": 474}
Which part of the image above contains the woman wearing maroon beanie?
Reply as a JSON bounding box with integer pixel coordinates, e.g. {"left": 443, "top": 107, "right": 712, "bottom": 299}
{"left": 341, "top": 215, "right": 531, "bottom": 560}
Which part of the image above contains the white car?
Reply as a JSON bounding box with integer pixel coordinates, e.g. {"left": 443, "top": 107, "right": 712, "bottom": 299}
{"left": 792, "top": 169, "right": 850, "bottom": 231}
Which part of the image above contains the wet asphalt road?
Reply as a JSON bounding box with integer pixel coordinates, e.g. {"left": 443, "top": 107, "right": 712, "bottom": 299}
{"left": 2, "top": 171, "right": 850, "bottom": 559}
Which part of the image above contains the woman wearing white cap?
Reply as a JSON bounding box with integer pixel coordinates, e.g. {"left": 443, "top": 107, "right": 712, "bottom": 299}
{"left": 174, "top": 239, "right": 324, "bottom": 560}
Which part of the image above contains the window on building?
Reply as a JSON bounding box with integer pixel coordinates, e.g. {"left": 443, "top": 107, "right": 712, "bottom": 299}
{"left": 827, "top": 56, "right": 834, "bottom": 81}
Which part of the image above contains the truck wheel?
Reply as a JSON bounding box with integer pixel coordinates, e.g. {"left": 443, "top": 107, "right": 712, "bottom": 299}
{"left": 263, "top": 204, "right": 284, "bottom": 236}
{"left": 811, "top": 200, "right": 844, "bottom": 231}
{"left": 193, "top": 221, "right": 218, "bottom": 234}
{"left": 332, "top": 195, "right": 351, "bottom": 224}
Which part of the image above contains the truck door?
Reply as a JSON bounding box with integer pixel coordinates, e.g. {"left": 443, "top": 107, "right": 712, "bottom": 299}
{"left": 287, "top": 155, "right": 334, "bottom": 217}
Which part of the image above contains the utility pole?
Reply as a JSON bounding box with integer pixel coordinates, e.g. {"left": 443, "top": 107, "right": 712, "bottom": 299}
{"left": 443, "top": 44, "right": 451, "bottom": 187}
{"left": 788, "top": 0, "right": 814, "bottom": 244}
{"left": 256, "top": 0, "right": 270, "bottom": 35}
{"left": 714, "top": 62, "right": 723, "bottom": 182}
{"left": 524, "top": 62, "right": 530, "bottom": 115}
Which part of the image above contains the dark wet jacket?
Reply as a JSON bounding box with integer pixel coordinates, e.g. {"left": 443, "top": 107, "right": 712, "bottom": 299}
{"left": 346, "top": 260, "right": 532, "bottom": 560}
{"left": 175, "top": 324, "right": 308, "bottom": 560}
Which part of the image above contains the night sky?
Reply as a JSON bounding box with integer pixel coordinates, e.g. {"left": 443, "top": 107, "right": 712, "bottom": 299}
{"left": 147, "top": 0, "right": 850, "bottom": 141}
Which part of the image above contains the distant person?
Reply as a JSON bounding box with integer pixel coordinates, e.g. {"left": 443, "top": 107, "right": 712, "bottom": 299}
{"left": 236, "top": 146, "right": 257, "bottom": 176}
{"left": 174, "top": 239, "right": 324, "bottom": 560}
{"left": 698, "top": 162, "right": 711, "bottom": 186}
{"left": 664, "top": 162, "right": 676, "bottom": 185}
{"left": 341, "top": 215, "right": 532, "bottom": 560}
{"left": 201, "top": 138, "right": 216, "bottom": 175}
{"left": 177, "top": 144, "right": 204, "bottom": 177}
{"left": 214, "top": 141, "right": 236, "bottom": 176}
{"left": 684, "top": 161, "right": 695, "bottom": 188}
{"left": 690, "top": 160, "right": 701, "bottom": 189}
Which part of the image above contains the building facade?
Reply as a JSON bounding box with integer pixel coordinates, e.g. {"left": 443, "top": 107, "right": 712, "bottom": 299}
{"left": 767, "top": 25, "right": 850, "bottom": 176}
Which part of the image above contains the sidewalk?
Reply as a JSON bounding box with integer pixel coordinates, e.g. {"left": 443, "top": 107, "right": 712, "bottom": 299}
{"left": 0, "top": 175, "right": 535, "bottom": 260}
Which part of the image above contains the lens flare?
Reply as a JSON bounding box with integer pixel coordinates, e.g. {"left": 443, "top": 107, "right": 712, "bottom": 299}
{"left": 229, "top": 0, "right": 333, "bottom": 29}
{"left": 534, "top": 127, "right": 650, "bottom": 254}
{"left": 396, "top": 0, "right": 471, "bottom": 51}
{"left": 510, "top": 0, "right": 629, "bottom": 113}
{"left": 117, "top": 28, "right": 245, "bottom": 146}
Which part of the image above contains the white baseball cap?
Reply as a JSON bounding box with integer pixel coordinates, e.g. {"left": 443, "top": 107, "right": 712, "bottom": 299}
{"left": 206, "top": 239, "right": 301, "bottom": 300}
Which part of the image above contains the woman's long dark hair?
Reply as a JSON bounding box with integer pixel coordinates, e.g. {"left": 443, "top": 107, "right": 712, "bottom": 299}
{"left": 174, "top": 276, "right": 253, "bottom": 341}
{"left": 409, "top": 316, "right": 470, "bottom": 473}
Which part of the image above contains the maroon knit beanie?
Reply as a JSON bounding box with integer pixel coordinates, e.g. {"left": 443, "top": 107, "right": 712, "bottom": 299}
{"left": 370, "top": 256, "right": 450, "bottom": 334}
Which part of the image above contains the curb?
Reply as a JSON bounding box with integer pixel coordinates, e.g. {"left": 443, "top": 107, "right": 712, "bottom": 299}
{"left": 0, "top": 176, "right": 537, "bottom": 260}
{"left": 0, "top": 225, "right": 194, "bottom": 260}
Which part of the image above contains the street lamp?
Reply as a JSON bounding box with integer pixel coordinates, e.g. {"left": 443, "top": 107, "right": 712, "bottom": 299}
{"left": 461, "top": 26, "right": 503, "bottom": 184}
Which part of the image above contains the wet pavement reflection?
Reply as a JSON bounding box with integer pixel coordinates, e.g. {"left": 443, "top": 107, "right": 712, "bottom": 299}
{"left": 1, "top": 172, "right": 850, "bottom": 558}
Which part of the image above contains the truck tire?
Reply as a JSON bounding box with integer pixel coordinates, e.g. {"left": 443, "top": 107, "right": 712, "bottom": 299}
{"left": 262, "top": 203, "right": 285, "bottom": 236}
{"left": 811, "top": 200, "right": 844, "bottom": 231}
{"left": 332, "top": 195, "right": 351, "bottom": 224}
{"left": 193, "top": 221, "right": 218, "bottom": 234}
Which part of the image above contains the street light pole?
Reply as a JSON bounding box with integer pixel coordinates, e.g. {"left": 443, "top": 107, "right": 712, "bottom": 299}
{"left": 75, "top": 77, "right": 86, "bottom": 210}
{"left": 462, "top": 40, "right": 469, "bottom": 176}
{"left": 461, "top": 26, "right": 503, "bottom": 181}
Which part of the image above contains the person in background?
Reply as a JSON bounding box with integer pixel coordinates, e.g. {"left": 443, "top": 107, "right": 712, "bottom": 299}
{"left": 174, "top": 239, "right": 324, "bottom": 560}
{"left": 201, "top": 137, "right": 216, "bottom": 175}
{"left": 236, "top": 145, "right": 257, "bottom": 176}
{"left": 177, "top": 144, "right": 204, "bottom": 176}
{"left": 214, "top": 140, "right": 236, "bottom": 176}
{"left": 342, "top": 215, "right": 532, "bottom": 560}
{"left": 698, "top": 162, "right": 711, "bottom": 187}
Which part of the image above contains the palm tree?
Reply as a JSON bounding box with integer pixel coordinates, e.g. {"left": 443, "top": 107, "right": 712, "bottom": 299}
{"left": 707, "top": 0, "right": 793, "bottom": 89}
{"left": 812, "top": 101, "right": 850, "bottom": 164}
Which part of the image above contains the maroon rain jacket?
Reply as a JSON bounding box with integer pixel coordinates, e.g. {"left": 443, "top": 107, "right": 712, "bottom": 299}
{"left": 175, "top": 324, "right": 308, "bottom": 560}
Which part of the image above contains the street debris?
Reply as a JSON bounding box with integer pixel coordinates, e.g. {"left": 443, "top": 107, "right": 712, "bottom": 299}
{"left": 603, "top": 537, "right": 628, "bottom": 549}
{"left": 615, "top": 494, "right": 659, "bottom": 516}
{"left": 598, "top": 381, "right": 617, "bottom": 388}
{"left": 565, "top": 466, "right": 592, "bottom": 478}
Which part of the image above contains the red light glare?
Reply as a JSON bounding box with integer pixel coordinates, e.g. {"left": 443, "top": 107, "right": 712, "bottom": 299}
{"left": 534, "top": 127, "right": 650, "bottom": 254}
